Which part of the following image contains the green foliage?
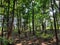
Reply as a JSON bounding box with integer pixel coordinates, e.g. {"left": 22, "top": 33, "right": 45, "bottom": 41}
{"left": 40, "top": 33, "right": 53, "bottom": 39}
{"left": 36, "top": 31, "right": 54, "bottom": 39}
{"left": 0, "top": 0, "right": 59, "bottom": 43}
{"left": 0, "top": 37, "right": 8, "bottom": 45}
{"left": 0, "top": 37, "right": 14, "bottom": 45}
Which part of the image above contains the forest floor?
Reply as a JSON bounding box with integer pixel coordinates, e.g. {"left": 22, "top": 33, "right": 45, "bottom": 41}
{"left": 15, "top": 37, "right": 56, "bottom": 45}
{"left": 0, "top": 30, "right": 60, "bottom": 45}
{"left": 14, "top": 33, "right": 57, "bottom": 45}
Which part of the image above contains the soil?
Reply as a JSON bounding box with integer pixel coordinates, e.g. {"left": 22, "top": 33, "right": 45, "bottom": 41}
{"left": 0, "top": 31, "right": 59, "bottom": 45}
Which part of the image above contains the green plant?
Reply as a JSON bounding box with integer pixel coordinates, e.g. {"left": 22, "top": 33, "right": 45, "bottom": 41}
{"left": 8, "top": 39, "right": 14, "bottom": 44}
{"left": 40, "top": 33, "right": 53, "bottom": 39}
{"left": 36, "top": 31, "right": 54, "bottom": 39}
{"left": 0, "top": 37, "right": 14, "bottom": 45}
{"left": 0, "top": 37, "right": 8, "bottom": 45}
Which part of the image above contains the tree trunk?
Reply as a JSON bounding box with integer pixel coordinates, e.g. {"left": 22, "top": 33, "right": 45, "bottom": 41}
{"left": 59, "top": 0, "right": 60, "bottom": 13}
{"left": 1, "top": 14, "right": 5, "bottom": 45}
{"left": 32, "top": 2, "right": 35, "bottom": 35}
{"left": 51, "top": 0, "right": 58, "bottom": 45}
{"left": 17, "top": 9, "right": 21, "bottom": 41}
{"left": 42, "top": 21, "right": 44, "bottom": 31}
{"left": 7, "top": 0, "right": 10, "bottom": 39}
{"left": 7, "top": 0, "right": 15, "bottom": 40}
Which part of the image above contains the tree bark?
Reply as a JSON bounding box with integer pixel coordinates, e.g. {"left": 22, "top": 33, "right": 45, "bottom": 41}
{"left": 32, "top": 2, "right": 35, "bottom": 35}
{"left": 17, "top": 9, "right": 21, "bottom": 41}
{"left": 51, "top": 0, "right": 58, "bottom": 45}
{"left": 7, "top": 0, "right": 10, "bottom": 39}
{"left": 7, "top": 0, "right": 15, "bottom": 39}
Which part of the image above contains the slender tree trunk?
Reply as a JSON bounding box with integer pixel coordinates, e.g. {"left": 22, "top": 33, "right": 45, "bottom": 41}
{"left": 51, "top": 0, "right": 58, "bottom": 45}
{"left": 1, "top": 12, "right": 5, "bottom": 45}
{"left": 19, "top": 11, "right": 22, "bottom": 34}
{"left": 7, "top": 0, "right": 10, "bottom": 39}
{"left": 59, "top": 0, "right": 60, "bottom": 13}
{"left": 42, "top": 21, "right": 44, "bottom": 31}
{"left": 29, "top": 23, "right": 31, "bottom": 34}
{"left": 17, "top": 9, "right": 20, "bottom": 41}
{"left": 32, "top": 2, "right": 35, "bottom": 35}
{"left": 59, "top": 0, "right": 60, "bottom": 29}
{"left": 1, "top": 0, "right": 3, "bottom": 45}
{"left": 7, "top": 0, "right": 15, "bottom": 39}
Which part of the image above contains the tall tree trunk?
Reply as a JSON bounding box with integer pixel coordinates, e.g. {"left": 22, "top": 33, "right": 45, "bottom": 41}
{"left": 32, "top": 2, "right": 35, "bottom": 35}
{"left": 1, "top": 0, "right": 3, "bottom": 45}
{"left": 51, "top": 0, "right": 58, "bottom": 45}
{"left": 59, "top": 0, "right": 60, "bottom": 13}
{"left": 17, "top": 9, "right": 20, "bottom": 41}
{"left": 19, "top": 10, "right": 22, "bottom": 34}
{"left": 7, "top": 0, "right": 10, "bottom": 39}
{"left": 7, "top": 0, "right": 15, "bottom": 39}
{"left": 1, "top": 11, "right": 5, "bottom": 45}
